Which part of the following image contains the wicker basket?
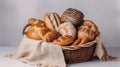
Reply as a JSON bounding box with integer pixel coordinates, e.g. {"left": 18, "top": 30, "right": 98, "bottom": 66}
{"left": 22, "top": 24, "right": 97, "bottom": 64}
{"left": 62, "top": 43, "right": 96, "bottom": 64}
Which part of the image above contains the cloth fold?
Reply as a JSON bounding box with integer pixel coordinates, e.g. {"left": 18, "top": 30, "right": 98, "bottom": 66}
{"left": 6, "top": 33, "right": 118, "bottom": 67}
{"left": 95, "top": 33, "right": 118, "bottom": 61}
{"left": 6, "top": 35, "right": 66, "bottom": 67}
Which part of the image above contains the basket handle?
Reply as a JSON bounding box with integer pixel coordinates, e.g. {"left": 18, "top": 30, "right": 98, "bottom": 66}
{"left": 22, "top": 24, "right": 31, "bottom": 35}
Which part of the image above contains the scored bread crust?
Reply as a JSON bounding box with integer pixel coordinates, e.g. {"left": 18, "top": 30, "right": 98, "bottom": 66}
{"left": 44, "top": 13, "right": 55, "bottom": 31}
{"left": 82, "top": 20, "right": 99, "bottom": 36}
{"left": 57, "top": 22, "right": 77, "bottom": 39}
{"left": 53, "top": 35, "right": 74, "bottom": 46}
{"left": 72, "top": 20, "right": 98, "bottom": 45}
{"left": 43, "top": 31, "right": 61, "bottom": 42}
{"left": 44, "top": 12, "right": 61, "bottom": 31}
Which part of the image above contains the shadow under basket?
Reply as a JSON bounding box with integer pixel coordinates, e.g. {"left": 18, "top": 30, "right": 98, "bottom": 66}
{"left": 62, "top": 43, "right": 96, "bottom": 64}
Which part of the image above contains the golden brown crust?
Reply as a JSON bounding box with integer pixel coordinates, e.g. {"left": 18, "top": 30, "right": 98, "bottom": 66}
{"left": 72, "top": 20, "right": 99, "bottom": 46}
{"left": 28, "top": 18, "right": 36, "bottom": 25}
{"left": 44, "top": 13, "right": 55, "bottom": 31}
{"left": 44, "top": 12, "right": 61, "bottom": 31}
{"left": 72, "top": 38, "right": 81, "bottom": 45}
{"left": 72, "top": 26, "right": 95, "bottom": 45}
{"left": 26, "top": 25, "right": 50, "bottom": 40}
{"left": 28, "top": 18, "right": 45, "bottom": 27}
{"left": 80, "top": 37, "right": 88, "bottom": 45}
{"left": 82, "top": 20, "right": 99, "bottom": 36}
{"left": 43, "top": 31, "right": 61, "bottom": 42}
{"left": 72, "top": 37, "right": 89, "bottom": 46}
{"left": 78, "top": 26, "right": 95, "bottom": 40}
{"left": 53, "top": 35, "right": 74, "bottom": 46}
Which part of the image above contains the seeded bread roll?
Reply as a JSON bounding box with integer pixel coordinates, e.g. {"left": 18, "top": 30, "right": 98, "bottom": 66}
{"left": 61, "top": 8, "right": 84, "bottom": 26}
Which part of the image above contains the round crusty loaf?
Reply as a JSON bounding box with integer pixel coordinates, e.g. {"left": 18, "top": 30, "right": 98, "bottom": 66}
{"left": 57, "top": 22, "right": 77, "bottom": 39}
{"left": 61, "top": 8, "right": 84, "bottom": 26}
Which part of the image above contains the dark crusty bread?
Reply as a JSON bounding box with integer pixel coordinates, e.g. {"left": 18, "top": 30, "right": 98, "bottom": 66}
{"left": 61, "top": 8, "right": 84, "bottom": 26}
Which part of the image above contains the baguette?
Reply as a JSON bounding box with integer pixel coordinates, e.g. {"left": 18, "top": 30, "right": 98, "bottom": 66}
{"left": 53, "top": 35, "right": 74, "bottom": 46}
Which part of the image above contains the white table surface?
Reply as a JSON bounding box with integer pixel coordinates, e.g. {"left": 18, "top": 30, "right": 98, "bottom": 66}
{"left": 0, "top": 47, "right": 120, "bottom": 67}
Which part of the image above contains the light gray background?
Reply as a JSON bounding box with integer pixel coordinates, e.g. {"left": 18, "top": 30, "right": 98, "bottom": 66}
{"left": 0, "top": 0, "right": 120, "bottom": 47}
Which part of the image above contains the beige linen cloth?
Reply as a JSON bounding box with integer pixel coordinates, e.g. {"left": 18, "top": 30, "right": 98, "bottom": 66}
{"left": 6, "top": 35, "right": 66, "bottom": 67}
{"left": 6, "top": 33, "right": 117, "bottom": 67}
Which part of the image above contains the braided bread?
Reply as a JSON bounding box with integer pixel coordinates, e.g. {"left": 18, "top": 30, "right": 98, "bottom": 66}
{"left": 24, "top": 18, "right": 61, "bottom": 41}
{"left": 26, "top": 25, "right": 50, "bottom": 40}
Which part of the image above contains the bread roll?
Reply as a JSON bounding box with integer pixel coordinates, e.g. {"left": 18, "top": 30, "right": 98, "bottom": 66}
{"left": 72, "top": 26, "right": 95, "bottom": 45}
{"left": 78, "top": 26, "right": 95, "bottom": 40}
{"left": 57, "top": 22, "right": 77, "bottom": 39}
{"left": 72, "top": 20, "right": 99, "bottom": 46}
{"left": 61, "top": 8, "right": 84, "bottom": 26}
{"left": 44, "top": 12, "right": 61, "bottom": 31}
{"left": 82, "top": 20, "right": 99, "bottom": 36}
{"left": 53, "top": 35, "right": 74, "bottom": 46}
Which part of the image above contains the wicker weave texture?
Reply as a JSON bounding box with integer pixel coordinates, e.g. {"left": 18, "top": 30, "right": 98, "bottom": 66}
{"left": 63, "top": 43, "right": 96, "bottom": 64}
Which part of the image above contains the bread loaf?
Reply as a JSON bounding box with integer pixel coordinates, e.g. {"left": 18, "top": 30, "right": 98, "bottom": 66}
{"left": 61, "top": 8, "right": 84, "bottom": 26}
{"left": 57, "top": 22, "right": 77, "bottom": 39}
{"left": 26, "top": 25, "right": 50, "bottom": 40}
{"left": 53, "top": 35, "right": 74, "bottom": 46}
{"left": 44, "top": 12, "right": 61, "bottom": 31}
{"left": 43, "top": 31, "right": 61, "bottom": 42}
